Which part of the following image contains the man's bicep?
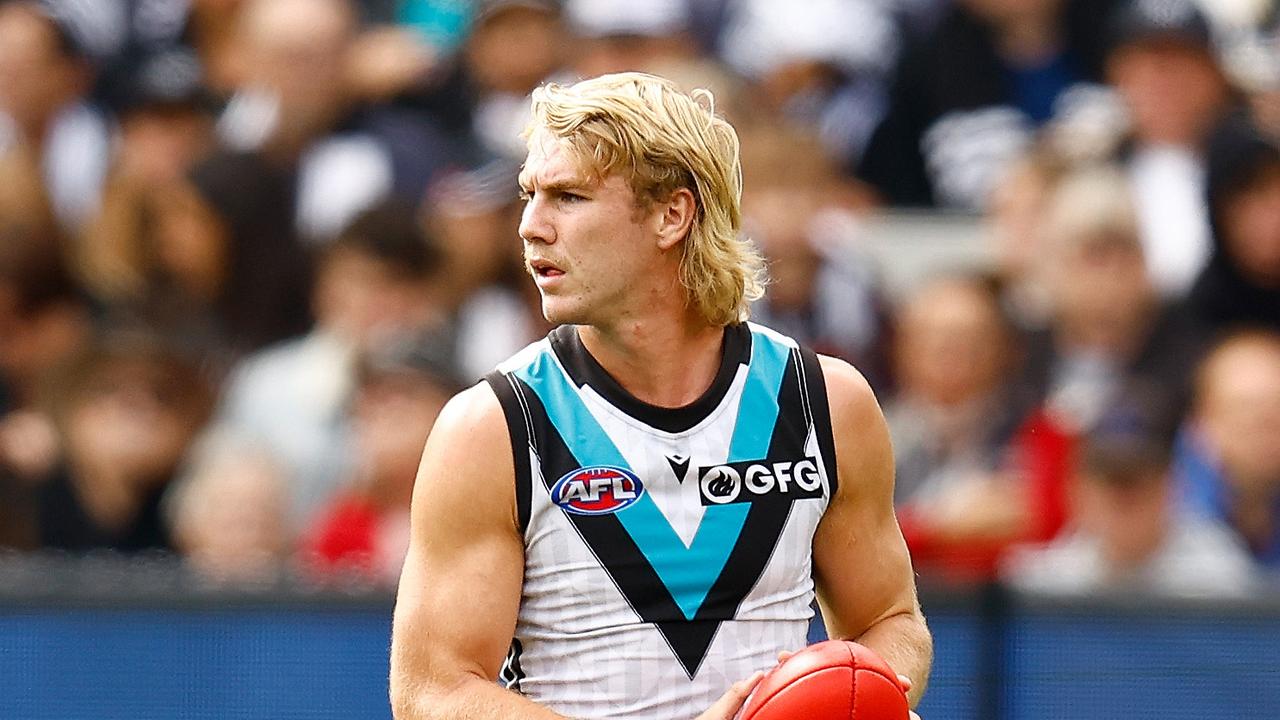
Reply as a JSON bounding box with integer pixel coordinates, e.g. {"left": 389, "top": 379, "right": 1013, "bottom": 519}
{"left": 391, "top": 384, "right": 525, "bottom": 690}
{"left": 812, "top": 357, "right": 919, "bottom": 639}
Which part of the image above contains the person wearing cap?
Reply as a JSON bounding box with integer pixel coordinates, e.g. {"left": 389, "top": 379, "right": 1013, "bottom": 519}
{"left": 1104, "top": 0, "right": 1237, "bottom": 296}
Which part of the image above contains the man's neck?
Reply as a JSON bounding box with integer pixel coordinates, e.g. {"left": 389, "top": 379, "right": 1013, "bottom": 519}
{"left": 577, "top": 313, "right": 726, "bottom": 409}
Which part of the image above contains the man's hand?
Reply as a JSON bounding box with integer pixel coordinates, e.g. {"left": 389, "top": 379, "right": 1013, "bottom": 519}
{"left": 897, "top": 675, "right": 922, "bottom": 720}
{"left": 696, "top": 671, "right": 764, "bottom": 720}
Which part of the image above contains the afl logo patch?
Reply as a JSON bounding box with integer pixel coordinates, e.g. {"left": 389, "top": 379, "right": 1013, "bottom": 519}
{"left": 551, "top": 466, "right": 644, "bottom": 516}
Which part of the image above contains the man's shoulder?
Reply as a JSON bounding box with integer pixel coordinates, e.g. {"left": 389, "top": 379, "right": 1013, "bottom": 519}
{"left": 815, "top": 355, "right": 881, "bottom": 419}
{"left": 435, "top": 382, "right": 506, "bottom": 435}
{"left": 411, "top": 381, "right": 522, "bottom": 537}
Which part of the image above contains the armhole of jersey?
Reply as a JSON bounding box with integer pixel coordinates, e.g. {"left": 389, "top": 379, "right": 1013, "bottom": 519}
{"left": 799, "top": 348, "right": 839, "bottom": 500}
{"left": 484, "top": 371, "right": 533, "bottom": 535}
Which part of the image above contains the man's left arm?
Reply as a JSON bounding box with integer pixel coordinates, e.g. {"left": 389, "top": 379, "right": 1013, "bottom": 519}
{"left": 812, "top": 356, "right": 933, "bottom": 707}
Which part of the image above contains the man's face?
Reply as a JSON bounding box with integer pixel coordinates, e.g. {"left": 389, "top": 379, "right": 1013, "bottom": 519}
{"left": 313, "top": 249, "right": 436, "bottom": 350}
{"left": 466, "top": 7, "right": 562, "bottom": 95}
{"left": 518, "top": 130, "right": 663, "bottom": 326}
{"left": 1199, "top": 341, "right": 1280, "bottom": 492}
{"left": 1221, "top": 168, "right": 1280, "bottom": 288}
{"left": 1076, "top": 470, "right": 1170, "bottom": 571}
{"left": 897, "top": 281, "right": 1009, "bottom": 407}
{"left": 66, "top": 360, "right": 202, "bottom": 487}
{"left": 1051, "top": 234, "right": 1152, "bottom": 333}
{"left": 1108, "top": 39, "right": 1227, "bottom": 147}
{"left": 0, "top": 4, "right": 81, "bottom": 133}
{"left": 239, "top": 0, "right": 350, "bottom": 134}
{"left": 745, "top": 188, "right": 821, "bottom": 313}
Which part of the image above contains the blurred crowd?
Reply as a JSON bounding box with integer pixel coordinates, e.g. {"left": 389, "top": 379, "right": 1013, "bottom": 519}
{"left": 0, "top": 0, "right": 1277, "bottom": 598}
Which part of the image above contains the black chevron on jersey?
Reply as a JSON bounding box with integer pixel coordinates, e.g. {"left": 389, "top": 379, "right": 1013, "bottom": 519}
{"left": 501, "top": 344, "right": 827, "bottom": 678}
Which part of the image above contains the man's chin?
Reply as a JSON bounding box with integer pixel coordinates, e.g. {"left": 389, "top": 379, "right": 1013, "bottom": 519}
{"left": 541, "top": 299, "right": 586, "bottom": 327}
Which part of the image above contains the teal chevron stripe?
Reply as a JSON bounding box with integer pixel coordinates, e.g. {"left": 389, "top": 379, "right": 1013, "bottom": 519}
{"left": 729, "top": 327, "right": 792, "bottom": 462}
{"left": 513, "top": 328, "right": 792, "bottom": 621}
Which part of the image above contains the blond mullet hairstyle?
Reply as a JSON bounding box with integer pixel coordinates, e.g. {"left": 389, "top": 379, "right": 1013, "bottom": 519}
{"left": 527, "top": 72, "right": 766, "bottom": 327}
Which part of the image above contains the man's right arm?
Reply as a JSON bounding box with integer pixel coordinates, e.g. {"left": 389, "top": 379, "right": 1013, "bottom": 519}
{"left": 389, "top": 383, "right": 566, "bottom": 720}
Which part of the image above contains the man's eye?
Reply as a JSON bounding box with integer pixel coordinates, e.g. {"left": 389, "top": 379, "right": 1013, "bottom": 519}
{"left": 518, "top": 189, "right": 533, "bottom": 202}
{"left": 562, "top": 193, "right": 585, "bottom": 203}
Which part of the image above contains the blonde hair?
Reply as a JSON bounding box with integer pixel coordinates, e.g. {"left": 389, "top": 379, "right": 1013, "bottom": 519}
{"left": 527, "top": 72, "right": 765, "bottom": 326}
{"left": 1041, "top": 164, "right": 1142, "bottom": 257}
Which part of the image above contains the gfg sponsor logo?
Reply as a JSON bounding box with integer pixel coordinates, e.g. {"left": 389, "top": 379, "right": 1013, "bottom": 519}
{"left": 697, "top": 458, "right": 824, "bottom": 506}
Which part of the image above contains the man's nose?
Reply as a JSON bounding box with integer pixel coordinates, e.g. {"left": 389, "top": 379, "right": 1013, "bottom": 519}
{"left": 518, "top": 196, "right": 555, "bottom": 245}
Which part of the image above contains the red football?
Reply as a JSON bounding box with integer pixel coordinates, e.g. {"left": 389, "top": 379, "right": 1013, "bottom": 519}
{"left": 738, "top": 641, "right": 909, "bottom": 720}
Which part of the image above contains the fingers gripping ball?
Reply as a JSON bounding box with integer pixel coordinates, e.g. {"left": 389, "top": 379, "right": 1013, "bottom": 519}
{"left": 738, "top": 641, "right": 910, "bottom": 720}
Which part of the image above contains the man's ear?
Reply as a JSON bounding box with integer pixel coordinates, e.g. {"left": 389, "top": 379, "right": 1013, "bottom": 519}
{"left": 655, "top": 188, "right": 697, "bottom": 251}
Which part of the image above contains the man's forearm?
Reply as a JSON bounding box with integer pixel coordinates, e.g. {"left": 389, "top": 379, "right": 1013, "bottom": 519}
{"left": 855, "top": 610, "right": 933, "bottom": 707}
{"left": 391, "top": 673, "right": 570, "bottom": 720}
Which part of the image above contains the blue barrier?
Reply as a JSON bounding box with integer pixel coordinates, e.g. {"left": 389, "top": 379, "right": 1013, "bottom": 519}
{"left": 0, "top": 606, "right": 394, "bottom": 720}
{"left": 1004, "top": 605, "right": 1280, "bottom": 720}
{"left": 1, "top": 574, "right": 1278, "bottom": 719}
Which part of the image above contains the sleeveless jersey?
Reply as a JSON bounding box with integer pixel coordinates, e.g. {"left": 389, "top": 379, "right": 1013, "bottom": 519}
{"left": 484, "top": 322, "right": 840, "bottom": 719}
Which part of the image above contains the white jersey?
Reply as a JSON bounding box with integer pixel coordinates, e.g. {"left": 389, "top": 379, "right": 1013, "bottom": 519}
{"left": 484, "top": 323, "right": 840, "bottom": 719}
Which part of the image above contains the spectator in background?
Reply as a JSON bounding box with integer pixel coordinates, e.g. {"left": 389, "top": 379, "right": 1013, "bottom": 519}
{"left": 0, "top": 129, "right": 59, "bottom": 253}
{"left": 1015, "top": 164, "right": 1198, "bottom": 439}
{"left": 859, "top": 0, "right": 1117, "bottom": 208}
{"left": 985, "top": 145, "right": 1072, "bottom": 331}
{"left": 905, "top": 165, "right": 1198, "bottom": 580}
{"left": 343, "top": 1, "right": 552, "bottom": 202}
{"left": 0, "top": 233, "right": 92, "bottom": 549}
{"left": 0, "top": 0, "right": 110, "bottom": 237}
{"left": 887, "top": 274, "right": 1022, "bottom": 505}
{"left": 425, "top": 163, "right": 546, "bottom": 381}
{"left": 187, "top": 0, "right": 255, "bottom": 97}
{"left": 302, "top": 341, "right": 459, "bottom": 585}
{"left": 0, "top": 232, "right": 92, "bottom": 419}
{"left": 1185, "top": 114, "right": 1280, "bottom": 335}
{"left": 738, "top": 124, "right": 888, "bottom": 387}
{"left": 217, "top": 0, "right": 393, "bottom": 242}
{"left": 566, "top": 0, "right": 699, "bottom": 79}
{"left": 1175, "top": 331, "right": 1280, "bottom": 570}
{"left": 457, "top": 0, "right": 565, "bottom": 161}
{"left": 166, "top": 429, "right": 291, "bottom": 585}
{"left": 1105, "top": 0, "right": 1237, "bottom": 296}
{"left": 78, "top": 47, "right": 217, "bottom": 308}
{"left": 887, "top": 274, "right": 1036, "bottom": 581}
{"left": 371, "top": 0, "right": 565, "bottom": 196}
{"left": 719, "top": 0, "right": 898, "bottom": 166}
{"left": 35, "top": 333, "right": 211, "bottom": 553}
{"left": 1003, "top": 428, "right": 1254, "bottom": 596}
{"left": 214, "top": 200, "right": 449, "bottom": 533}
{"left": 90, "top": 151, "right": 311, "bottom": 365}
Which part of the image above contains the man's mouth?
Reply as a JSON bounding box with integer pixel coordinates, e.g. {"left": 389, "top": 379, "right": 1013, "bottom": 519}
{"left": 529, "top": 259, "right": 565, "bottom": 278}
